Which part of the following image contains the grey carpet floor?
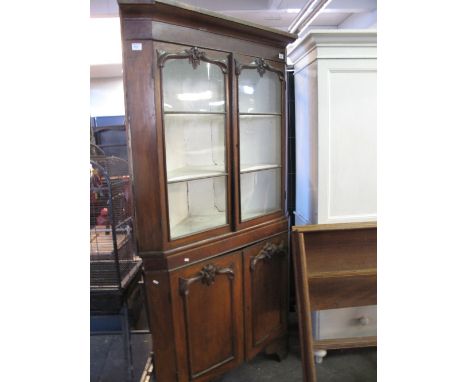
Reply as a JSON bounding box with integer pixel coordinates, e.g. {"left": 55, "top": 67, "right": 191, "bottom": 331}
{"left": 91, "top": 331, "right": 376, "bottom": 382}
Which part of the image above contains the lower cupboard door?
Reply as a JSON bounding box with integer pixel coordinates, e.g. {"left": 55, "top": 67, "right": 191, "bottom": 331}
{"left": 243, "top": 233, "right": 289, "bottom": 359}
{"left": 171, "top": 252, "right": 244, "bottom": 381}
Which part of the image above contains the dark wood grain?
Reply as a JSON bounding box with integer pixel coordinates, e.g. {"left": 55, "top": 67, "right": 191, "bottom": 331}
{"left": 243, "top": 233, "right": 288, "bottom": 360}
{"left": 303, "top": 227, "right": 377, "bottom": 274}
{"left": 292, "top": 231, "right": 317, "bottom": 382}
{"left": 121, "top": 39, "right": 163, "bottom": 252}
{"left": 119, "top": 2, "right": 294, "bottom": 379}
{"left": 122, "top": 19, "right": 288, "bottom": 63}
{"left": 292, "top": 221, "right": 377, "bottom": 233}
{"left": 144, "top": 270, "right": 178, "bottom": 381}
{"left": 119, "top": 0, "right": 296, "bottom": 48}
{"left": 314, "top": 336, "right": 377, "bottom": 350}
{"left": 142, "top": 217, "right": 288, "bottom": 271}
{"left": 309, "top": 274, "right": 377, "bottom": 310}
{"left": 292, "top": 223, "right": 377, "bottom": 382}
{"left": 170, "top": 252, "right": 244, "bottom": 381}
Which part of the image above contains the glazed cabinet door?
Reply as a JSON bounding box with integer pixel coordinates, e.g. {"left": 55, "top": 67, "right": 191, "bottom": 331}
{"left": 155, "top": 42, "right": 232, "bottom": 246}
{"left": 243, "top": 233, "right": 289, "bottom": 359}
{"left": 234, "top": 55, "right": 286, "bottom": 229}
{"left": 171, "top": 252, "right": 244, "bottom": 381}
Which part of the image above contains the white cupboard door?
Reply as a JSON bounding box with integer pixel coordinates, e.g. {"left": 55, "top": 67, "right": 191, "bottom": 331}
{"left": 317, "top": 59, "right": 377, "bottom": 224}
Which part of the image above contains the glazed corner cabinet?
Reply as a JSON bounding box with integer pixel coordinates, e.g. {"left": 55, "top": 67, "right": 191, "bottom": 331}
{"left": 118, "top": 1, "right": 296, "bottom": 381}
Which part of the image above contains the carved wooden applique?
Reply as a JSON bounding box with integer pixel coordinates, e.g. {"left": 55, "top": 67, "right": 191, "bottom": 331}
{"left": 180, "top": 263, "right": 235, "bottom": 296}
{"left": 235, "top": 57, "right": 284, "bottom": 81}
{"left": 254, "top": 57, "right": 267, "bottom": 77}
{"left": 250, "top": 241, "right": 286, "bottom": 271}
{"left": 157, "top": 46, "right": 228, "bottom": 73}
{"left": 185, "top": 47, "right": 205, "bottom": 69}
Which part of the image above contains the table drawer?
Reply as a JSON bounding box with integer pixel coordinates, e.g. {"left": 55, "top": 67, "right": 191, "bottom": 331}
{"left": 314, "top": 305, "right": 377, "bottom": 340}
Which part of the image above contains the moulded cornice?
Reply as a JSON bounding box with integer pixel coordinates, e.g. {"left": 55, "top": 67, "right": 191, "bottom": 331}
{"left": 288, "top": 29, "right": 377, "bottom": 66}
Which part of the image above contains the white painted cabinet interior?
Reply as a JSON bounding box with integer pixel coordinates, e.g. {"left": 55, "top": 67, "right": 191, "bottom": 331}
{"left": 289, "top": 30, "right": 377, "bottom": 342}
{"left": 162, "top": 55, "right": 229, "bottom": 239}
{"left": 238, "top": 60, "right": 283, "bottom": 221}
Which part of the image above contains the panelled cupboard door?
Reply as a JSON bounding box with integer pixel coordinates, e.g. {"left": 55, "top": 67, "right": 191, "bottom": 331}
{"left": 170, "top": 252, "right": 244, "bottom": 381}
{"left": 243, "top": 233, "right": 289, "bottom": 359}
{"left": 233, "top": 54, "right": 286, "bottom": 230}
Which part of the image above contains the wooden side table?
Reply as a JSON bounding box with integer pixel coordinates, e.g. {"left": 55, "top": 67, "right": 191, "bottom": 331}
{"left": 292, "top": 222, "right": 377, "bottom": 381}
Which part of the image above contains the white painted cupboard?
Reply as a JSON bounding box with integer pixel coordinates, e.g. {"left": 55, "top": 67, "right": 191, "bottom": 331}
{"left": 288, "top": 30, "right": 377, "bottom": 356}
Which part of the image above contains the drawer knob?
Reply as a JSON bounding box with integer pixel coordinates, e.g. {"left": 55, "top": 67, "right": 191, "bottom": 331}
{"left": 359, "top": 316, "right": 370, "bottom": 326}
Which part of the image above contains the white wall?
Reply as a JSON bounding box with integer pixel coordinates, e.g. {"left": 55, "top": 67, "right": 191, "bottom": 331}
{"left": 90, "top": 77, "right": 125, "bottom": 117}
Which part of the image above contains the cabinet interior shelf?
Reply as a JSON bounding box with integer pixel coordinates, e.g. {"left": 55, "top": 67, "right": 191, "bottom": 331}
{"left": 240, "top": 164, "right": 280, "bottom": 174}
{"left": 308, "top": 268, "right": 377, "bottom": 280}
{"left": 164, "top": 111, "right": 226, "bottom": 115}
{"left": 167, "top": 166, "right": 226, "bottom": 183}
{"left": 239, "top": 113, "right": 281, "bottom": 117}
{"left": 171, "top": 212, "right": 227, "bottom": 239}
{"left": 241, "top": 209, "right": 281, "bottom": 221}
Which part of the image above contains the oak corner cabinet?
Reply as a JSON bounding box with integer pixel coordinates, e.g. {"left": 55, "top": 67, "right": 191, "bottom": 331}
{"left": 118, "top": 1, "right": 296, "bottom": 380}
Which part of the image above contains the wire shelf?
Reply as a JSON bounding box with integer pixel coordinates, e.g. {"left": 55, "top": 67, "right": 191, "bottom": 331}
{"left": 90, "top": 260, "right": 142, "bottom": 290}
{"left": 90, "top": 149, "right": 140, "bottom": 295}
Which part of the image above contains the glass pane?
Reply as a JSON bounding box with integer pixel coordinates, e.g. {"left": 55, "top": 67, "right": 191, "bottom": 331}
{"left": 241, "top": 168, "right": 281, "bottom": 221}
{"left": 162, "top": 51, "right": 228, "bottom": 239}
{"left": 165, "top": 114, "right": 226, "bottom": 182}
{"left": 238, "top": 69, "right": 280, "bottom": 114}
{"left": 163, "top": 59, "right": 225, "bottom": 112}
{"left": 239, "top": 115, "right": 280, "bottom": 171}
{"left": 168, "top": 176, "right": 227, "bottom": 239}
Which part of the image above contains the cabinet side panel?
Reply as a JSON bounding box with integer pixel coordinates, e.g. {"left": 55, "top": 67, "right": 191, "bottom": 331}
{"left": 294, "top": 61, "right": 318, "bottom": 225}
{"left": 144, "top": 270, "right": 178, "bottom": 381}
{"left": 121, "top": 39, "right": 163, "bottom": 250}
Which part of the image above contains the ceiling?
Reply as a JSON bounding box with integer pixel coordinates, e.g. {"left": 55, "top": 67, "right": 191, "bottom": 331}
{"left": 90, "top": 0, "right": 376, "bottom": 76}
{"left": 91, "top": 0, "right": 376, "bottom": 30}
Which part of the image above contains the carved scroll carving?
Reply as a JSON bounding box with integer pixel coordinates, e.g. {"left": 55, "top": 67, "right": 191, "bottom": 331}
{"left": 179, "top": 263, "right": 235, "bottom": 296}
{"left": 235, "top": 57, "right": 284, "bottom": 81}
{"left": 185, "top": 46, "right": 205, "bottom": 69}
{"left": 157, "top": 47, "right": 228, "bottom": 73}
{"left": 250, "top": 241, "right": 286, "bottom": 271}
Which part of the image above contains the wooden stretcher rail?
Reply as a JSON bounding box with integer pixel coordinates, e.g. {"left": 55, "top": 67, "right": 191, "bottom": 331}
{"left": 314, "top": 336, "right": 377, "bottom": 350}
{"left": 292, "top": 221, "right": 376, "bottom": 233}
{"left": 292, "top": 221, "right": 377, "bottom": 382}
